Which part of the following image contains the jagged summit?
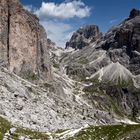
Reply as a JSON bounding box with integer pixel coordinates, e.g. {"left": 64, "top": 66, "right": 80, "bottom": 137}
{"left": 66, "top": 25, "right": 102, "bottom": 50}
{"left": 0, "top": 1, "right": 140, "bottom": 138}
{"left": 129, "top": 8, "right": 140, "bottom": 18}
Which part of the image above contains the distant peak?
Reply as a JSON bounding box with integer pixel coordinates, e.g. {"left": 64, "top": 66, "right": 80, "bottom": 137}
{"left": 66, "top": 24, "right": 102, "bottom": 50}
{"left": 129, "top": 8, "right": 140, "bottom": 18}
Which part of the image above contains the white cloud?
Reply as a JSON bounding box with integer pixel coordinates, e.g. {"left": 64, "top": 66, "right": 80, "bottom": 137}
{"left": 23, "top": 5, "right": 36, "bottom": 12}
{"left": 109, "top": 19, "right": 118, "bottom": 24}
{"left": 23, "top": 1, "right": 91, "bottom": 47}
{"left": 41, "top": 20, "right": 73, "bottom": 47}
{"left": 35, "top": 0, "right": 90, "bottom": 19}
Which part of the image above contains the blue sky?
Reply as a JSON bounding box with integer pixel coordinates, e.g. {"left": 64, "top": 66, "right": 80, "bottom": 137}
{"left": 21, "top": 0, "right": 140, "bottom": 47}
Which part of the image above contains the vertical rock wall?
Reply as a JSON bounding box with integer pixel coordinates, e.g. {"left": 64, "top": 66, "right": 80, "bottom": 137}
{"left": 0, "top": 0, "right": 51, "bottom": 81}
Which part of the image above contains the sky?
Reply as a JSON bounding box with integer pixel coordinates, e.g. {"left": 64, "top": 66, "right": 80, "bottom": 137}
{"left": 20, "top": 0, "right": 140, "bottom": 47}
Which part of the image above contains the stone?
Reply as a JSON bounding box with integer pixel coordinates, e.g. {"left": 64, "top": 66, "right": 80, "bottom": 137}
{"left": 9, "top": 127, "right": 16, "bottom": 135}
{"left": 15, "top": 104, "right": 23, "bottom": 110}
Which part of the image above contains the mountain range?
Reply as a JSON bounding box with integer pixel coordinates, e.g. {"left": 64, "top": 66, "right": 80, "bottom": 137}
{"left": 0, "top": 0, "right": 140, "bottom": 139}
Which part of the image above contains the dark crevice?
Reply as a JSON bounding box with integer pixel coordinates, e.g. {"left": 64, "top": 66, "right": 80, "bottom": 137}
{"left": 7, "top": 0, "right": 10, "bottom": 67}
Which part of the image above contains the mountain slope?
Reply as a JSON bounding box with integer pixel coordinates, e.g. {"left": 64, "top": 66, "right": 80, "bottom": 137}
{"left": 61, "top": 9, "right": 140, "bottom": 123}
{"left": 0, "top": 0, "right": 140, "bottom": 139}
{"left": 90, "top": 62, "right": 133, "bottom": 84}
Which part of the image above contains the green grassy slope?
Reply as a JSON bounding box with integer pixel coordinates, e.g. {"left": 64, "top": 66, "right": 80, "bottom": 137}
{"left": 67, "top": 124, "right": 140, "bottom": 140}
{"left": 0, "top": 116, "right": 49, "bottom": 140}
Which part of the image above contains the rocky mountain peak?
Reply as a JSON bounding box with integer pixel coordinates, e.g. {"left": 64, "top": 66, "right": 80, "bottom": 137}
{"left": 0, "top": 1, "right": 140, "bottom": 138}
{"left": 0, "top": 0, "right": 51, "bottom": 82}
{"left": 77, "top": 25, "right": 101, "bottom": 39}
{"left": 66, "top": 25, "right": 102, "bottom": 50}
{"left": 129, "top": 8, "right": 140, "bottom": 18}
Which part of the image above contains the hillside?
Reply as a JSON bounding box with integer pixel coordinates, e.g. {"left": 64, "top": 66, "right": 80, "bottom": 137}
{"left": 0, "top": 0, "right": 140, "bottom": 139}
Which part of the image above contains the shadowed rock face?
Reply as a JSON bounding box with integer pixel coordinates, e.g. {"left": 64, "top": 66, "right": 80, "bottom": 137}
{"left": 100, "top": 9, "right": 140, "bottom": 74}
{"left": 102, "top": 9, "right": 140, "bottom": 53}
{"left": 66, "top": 25, "right": 102, "bottom": 50}
{"left": 129, "top": 8, "right": 140, "bottom": 18}
{"left": 0, "top": 0, "right": 51, "bottom": 81}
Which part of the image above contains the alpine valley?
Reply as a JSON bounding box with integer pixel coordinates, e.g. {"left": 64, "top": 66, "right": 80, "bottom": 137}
{"left": 0, "top": 0, "right": 140, "bottom": 139}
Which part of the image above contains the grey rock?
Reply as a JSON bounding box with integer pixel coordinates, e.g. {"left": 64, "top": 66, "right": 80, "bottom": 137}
{"left": 99, "top": 9, "right": 140, "bottom": 75}
{"left": 66, "top": 25, "right": 102, "bottom": 50}
{"left": 15, "top": 104, "right": 23, "bottom": 111}
{"left": 9, "top": 127, "right": 16, "bottom": 135}
{"left": 0, "top": 0, "right": 52, "bottom": 82}
{"left": 129, "top": 8, "right": 140, "bottom": 18}
{"left": 62, "top": 9, "right": 140, "bottom": 122}
{"left": 0, "top": 0, "right": 140, "bottom": 136}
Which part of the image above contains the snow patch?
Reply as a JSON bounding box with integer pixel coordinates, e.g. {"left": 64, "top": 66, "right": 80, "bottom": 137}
{"left": 57, "top": 124, "right": 89, "bottom": 139}
{"left": 115, "top": 119, "right": 138, "bottom": 125}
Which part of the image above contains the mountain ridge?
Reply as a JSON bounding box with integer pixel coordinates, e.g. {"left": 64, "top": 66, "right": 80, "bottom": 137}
{"left": 0, "top": 0, "right": 140, "bottom": 139}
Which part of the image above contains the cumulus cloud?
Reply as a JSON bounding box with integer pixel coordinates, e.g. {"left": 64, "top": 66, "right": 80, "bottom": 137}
{"left": 35, "top": 0, "right": 90, "bottom": 19}
{"left": 41, "top": 20, "right": 74, "bottom": 47}
{"left": 109, "top": 19, "right": 118, "bottom": 24}
{"left": 23, "top": 5, "right": 36, "bottom": 12}
{"left": 23, "top": 0, "right": 91, "bottom": 47}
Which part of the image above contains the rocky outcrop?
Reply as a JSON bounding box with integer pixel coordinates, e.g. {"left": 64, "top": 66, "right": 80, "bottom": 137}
{"left": 100, "top": 9, "right": 140, "bottom": 75}
{"left": 64, "top": 9, "right": 140, "bottom": 78}
{"left": 0, "top": 0, "right": 51, "bottom": 81}
{"left": 0, "top": 0, "right": 140, "bottom": 136}
{"left": 62, "top": 9, "right": 140, "bottom": 121}
{"left": 102, "top": 10, "right": 140, "bottom": 53}
{"left": 66, "top": 25, "right": 102, "bottom": 50}
{"left": 129, "top": 8, "right": 140, "bottom": 18}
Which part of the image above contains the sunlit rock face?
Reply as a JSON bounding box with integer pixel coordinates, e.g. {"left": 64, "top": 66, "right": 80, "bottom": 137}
{"left": 0, "top": 0, "right": 51, "bottom": 81}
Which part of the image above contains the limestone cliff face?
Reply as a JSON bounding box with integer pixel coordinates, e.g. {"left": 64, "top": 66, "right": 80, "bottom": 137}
{"left": 0, "top": 0, "right": 51, "bottom": 81}
{"left": 0, "top": 0, "right": 9, "bottom": 66}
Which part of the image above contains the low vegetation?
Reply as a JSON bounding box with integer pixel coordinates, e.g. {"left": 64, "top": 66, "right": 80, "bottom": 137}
{"left": 0, "top": 116, "right": 140, "bottom": 140}
{"left": 0, "top": 116, "right": 49, "bottom": 140}
{"left": 67, "top": 124, "right": 140, "bottom": 140}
